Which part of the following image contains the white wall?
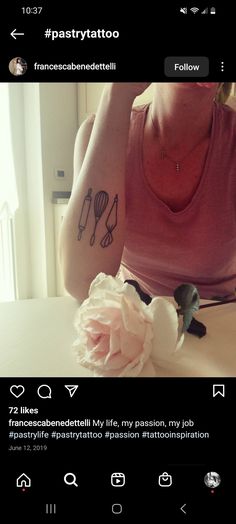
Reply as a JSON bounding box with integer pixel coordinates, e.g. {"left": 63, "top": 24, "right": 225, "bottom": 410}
{"left": 39, "top": 83, "right": 78, "bottom": 296}
{"left": 23, "top": 83, "right": 48, "bottom": 297}
{"left": 8, "top": 84, "right": 32, "bottom": 299}
{"left": 12, "top": 83, "right": 78, "bottom": 299}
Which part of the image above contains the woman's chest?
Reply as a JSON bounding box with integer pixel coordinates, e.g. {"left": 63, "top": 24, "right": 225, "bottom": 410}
{"left": 143, "top": 141, "right": 210, "bottom": 212}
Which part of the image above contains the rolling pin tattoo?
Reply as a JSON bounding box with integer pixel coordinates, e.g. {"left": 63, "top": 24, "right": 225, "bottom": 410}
{"left": 77, "top": 188, "right": 92, "bottom": 240}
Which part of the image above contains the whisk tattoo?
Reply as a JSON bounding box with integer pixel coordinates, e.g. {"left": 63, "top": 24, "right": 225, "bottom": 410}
{"left": 90, "top": 191, "right": 109, "bottom": 246}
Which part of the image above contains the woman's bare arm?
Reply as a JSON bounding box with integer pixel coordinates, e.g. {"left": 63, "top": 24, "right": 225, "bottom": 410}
{"left": 72, "top": 113, "right": 96, "bottom": 185}
{"left": 59, "top": 83, "right": 149, "bottom": 302}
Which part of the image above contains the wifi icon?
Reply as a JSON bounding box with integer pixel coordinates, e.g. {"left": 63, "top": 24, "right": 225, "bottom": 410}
{"left": 190, "top": 7, "right": 199, "bottom": 13}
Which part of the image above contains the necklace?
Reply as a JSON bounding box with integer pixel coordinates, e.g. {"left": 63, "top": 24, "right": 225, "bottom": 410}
{"left": 150, "top": 110, "right": 206, "bottom": 174}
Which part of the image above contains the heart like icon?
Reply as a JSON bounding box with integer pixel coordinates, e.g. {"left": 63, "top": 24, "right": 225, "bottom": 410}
{"left": 10, "top": 385, "right": 25, "bottom": 398}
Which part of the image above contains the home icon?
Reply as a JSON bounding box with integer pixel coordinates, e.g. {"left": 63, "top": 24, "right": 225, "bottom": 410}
{"left": 16, "top": 473, "right": 31, "bottom": 488}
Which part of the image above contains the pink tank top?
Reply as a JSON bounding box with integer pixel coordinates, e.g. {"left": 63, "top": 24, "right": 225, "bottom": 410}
{"left": 120, "top": 103, "right": 236, "bottom": 300}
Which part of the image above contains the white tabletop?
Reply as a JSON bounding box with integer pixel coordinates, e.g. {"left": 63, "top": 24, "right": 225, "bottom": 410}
{"left": 0, "top": 297, "right": 91, "bottom": 377}
{"left": 154, "top": 302, "right": 236, "bottom": 377}
{"left": 0, "top": 297, "right": 235, "bottom": 377}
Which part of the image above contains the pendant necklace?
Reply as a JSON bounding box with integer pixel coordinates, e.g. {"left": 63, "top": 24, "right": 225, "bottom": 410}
{"left": 150, "top": 110, "right": 205, "bottom": 174}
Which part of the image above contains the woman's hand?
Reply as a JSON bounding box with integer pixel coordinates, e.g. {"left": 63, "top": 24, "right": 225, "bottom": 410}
{"left": 196, "top": 82, "right": 218, "bottom": 88}
{"left": 109, "top": 82, "right": 152, "bottom": 101}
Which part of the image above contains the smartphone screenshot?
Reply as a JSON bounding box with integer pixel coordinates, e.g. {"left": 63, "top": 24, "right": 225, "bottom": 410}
{"left": 0, "top": 2, "right": 235, "bottom": 520}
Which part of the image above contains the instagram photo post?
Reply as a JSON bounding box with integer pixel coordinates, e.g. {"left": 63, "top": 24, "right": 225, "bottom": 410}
{"left": 0, "top": 2, "right": 236, "bottom": 520}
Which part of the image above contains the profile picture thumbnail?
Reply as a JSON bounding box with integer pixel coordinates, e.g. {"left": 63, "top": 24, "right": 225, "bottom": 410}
{"left": 9, "top": 57, "right": 27, "bottom": 76}
{"left": 204, "top": 471, "right": 221, "bottom": 488}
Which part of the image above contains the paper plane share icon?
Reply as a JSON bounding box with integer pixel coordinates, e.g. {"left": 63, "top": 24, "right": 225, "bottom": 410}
{"left": 64, "top": 385, "right": 79, "bottom": 398}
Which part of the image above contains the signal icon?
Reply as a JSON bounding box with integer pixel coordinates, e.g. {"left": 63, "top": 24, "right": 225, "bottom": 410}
{"left": 190, "top": 7, "right": 200, "bottom": 14}
{"left": 201, "top": 7, "right": 209, "bottom": 14}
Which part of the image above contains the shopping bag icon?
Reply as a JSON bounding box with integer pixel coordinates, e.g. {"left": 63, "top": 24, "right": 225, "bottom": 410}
{"left": 158, "top": 472, "right": 172, "bottom": 487}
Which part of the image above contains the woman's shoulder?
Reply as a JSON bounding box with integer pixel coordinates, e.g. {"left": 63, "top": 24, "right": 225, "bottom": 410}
{"left": 217, "top": 100, "right": 236, "bottom": 121}
{"left": 126, "top": 105, "right": 150, "bottom": 171}
{"left": 215, "top": 101, "right": 236, "bottom": 137}
{"left": 226, "top": 96, "right": 236, "bottom": 112}
{"left": 131, "top": 103, "right": 150, "bottom": 116}
{"left": 129, "top": 103, "right": 150, "bottom": 130}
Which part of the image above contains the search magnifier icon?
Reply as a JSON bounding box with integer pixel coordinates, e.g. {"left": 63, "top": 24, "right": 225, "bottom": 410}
{"left": 64, "top": 473, "right": 78, "bottom": 487}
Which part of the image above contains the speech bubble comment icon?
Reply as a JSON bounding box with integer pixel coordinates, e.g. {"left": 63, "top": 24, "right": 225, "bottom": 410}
{"left": 37, "top": 384, "right": 52, "bottom": 399}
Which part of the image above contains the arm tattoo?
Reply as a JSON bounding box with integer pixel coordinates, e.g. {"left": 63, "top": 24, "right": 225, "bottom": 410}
{"left": 77, "top": 188, "right": 92, "bottom": 240}
{"left": 100, "top": 194, "right": 118, "bottom": 248}
{"left": 77, "top": 189, "right": 118, "bottom": 248}
{"left": 90, "top": 191, "right": 109, "bottom": 246}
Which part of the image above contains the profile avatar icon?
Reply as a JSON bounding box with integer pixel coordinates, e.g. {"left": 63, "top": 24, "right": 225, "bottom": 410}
{"left": 204, "top": 471, "right": 221, "bottom": 488}
{"left": 9, "top": 57, "right": 27, "bottom": 76}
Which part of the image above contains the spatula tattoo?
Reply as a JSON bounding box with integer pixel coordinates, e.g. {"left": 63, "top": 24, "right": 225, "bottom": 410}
{"left": 100, "top": 194, "right": 118, "bottom": 248}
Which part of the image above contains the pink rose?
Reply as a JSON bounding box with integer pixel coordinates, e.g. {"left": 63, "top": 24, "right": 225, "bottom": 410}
{"left": 73, "top": 273, "right": 183, "bottom": 376}
{"left": 73, "top": 273, "right": 155, "bottom": 376}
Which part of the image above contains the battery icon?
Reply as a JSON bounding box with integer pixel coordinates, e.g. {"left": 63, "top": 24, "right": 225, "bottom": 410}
{"left": 210, "top": 7, "right": 216, "bottom": 14}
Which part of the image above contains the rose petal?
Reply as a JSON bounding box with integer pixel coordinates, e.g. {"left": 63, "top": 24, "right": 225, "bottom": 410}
{"left": 136, "top": 358, "right": 156, "bottom": 377}
{"left": 150, "top": 297, "right": 182, "bottom": 364}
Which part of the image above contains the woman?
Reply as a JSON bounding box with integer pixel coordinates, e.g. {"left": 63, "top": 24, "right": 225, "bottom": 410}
{"left": 15, "top": 58, "right": 24, "bottom": 75}
{"left": 59, "top": 83, "right": 236, "bottom": 302}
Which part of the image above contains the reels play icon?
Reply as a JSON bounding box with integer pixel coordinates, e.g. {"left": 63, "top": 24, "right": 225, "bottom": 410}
{"left": 111, "top": 473, "right": 126, "bottom": 487}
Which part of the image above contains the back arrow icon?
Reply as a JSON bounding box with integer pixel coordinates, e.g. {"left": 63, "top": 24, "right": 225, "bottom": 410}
{"left": 180, "top": 504, "right": 187, "bottom": 515}
{"left": 11, "top": 29, "right": 25, "bottom": 40}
